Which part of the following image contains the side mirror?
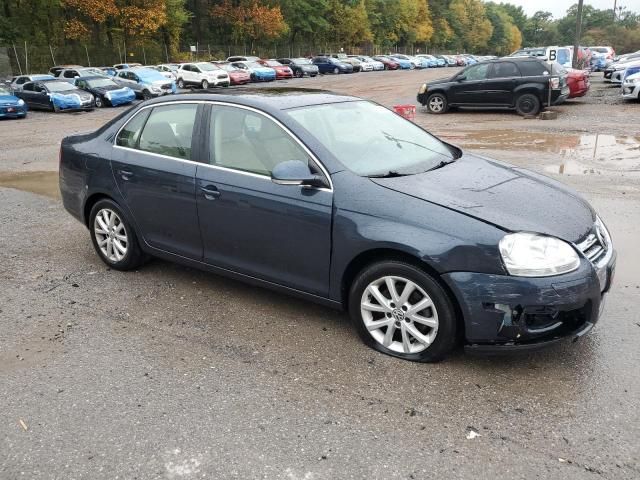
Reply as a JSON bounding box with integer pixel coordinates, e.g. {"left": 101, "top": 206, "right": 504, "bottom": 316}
{"left": 457, "top": 75, "right": 466, "bottom": 82}
{"left": 271, "top": 160, "right": 328, "bottom": 188}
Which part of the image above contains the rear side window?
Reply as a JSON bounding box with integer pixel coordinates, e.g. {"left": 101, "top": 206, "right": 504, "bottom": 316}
{"left": 490, "top": 62, "right": 520, "bottom": 78}
{"left": 138, "top": 104, "right": 198, "bottom": 160}
{"left": 519, "top": 61, "right": 549, "bottom": 76}
{"left": 116, "top": 110, "right": 151, "bottom": 148}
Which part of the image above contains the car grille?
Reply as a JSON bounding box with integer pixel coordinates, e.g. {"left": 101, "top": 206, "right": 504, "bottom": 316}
{"left": 161, "top": 83, "right": 171, "bottom": 89}
{"left": 576, "top": 229, "right": 608, "bottom": 266}
{"left": 217, "top": 74, "right": 227, "bottom": 79}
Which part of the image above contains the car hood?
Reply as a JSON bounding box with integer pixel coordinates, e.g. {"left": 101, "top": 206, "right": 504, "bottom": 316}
{"left": 0, "top": 94, "right": 20, "bottom": 104}
{"left": 428, "top": 75, "right": 456, "bottom": 85}
{"left": 370, "top": 153, "right": 595, "bottom": 243}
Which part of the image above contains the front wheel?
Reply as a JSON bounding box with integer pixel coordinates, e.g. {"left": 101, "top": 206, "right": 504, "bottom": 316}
{"left": 89, "top": 199, "right": 144, "bottom": 271}
{"left": 177, "top": 78, "right": 185, "bottom": 89}
{"left": 333, "top": 67, "right": 340, "bottom": 74}
{"left": 295, "top": 70, "right": 303, "bottom": 78}
{"left": 94, "top": 96, "right": 103, "bottom": 108}
{"left": 349, "top": 261, "right": 458, "bottom": 362}
{"left": 515, "top": 93, "right": 541, "bottom": 116}
{"left": 425, "top": 92, "right": 448, "bottom": 114}
{"left": 201, "top": 79, "right": 209, "bottom": 89}
{"left": 142, "top": 90, "right": 152, "bottom": 101}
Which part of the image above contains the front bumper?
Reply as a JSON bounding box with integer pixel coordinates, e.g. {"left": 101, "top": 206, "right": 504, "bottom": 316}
{"left": 622, "top": 82, "right": 640, "bottom": 99}
{"left": 0, "top": 104, "right": 28, "bottom": 117}
{"left": 442, "top": 252, "right": 616, "bottom": 351}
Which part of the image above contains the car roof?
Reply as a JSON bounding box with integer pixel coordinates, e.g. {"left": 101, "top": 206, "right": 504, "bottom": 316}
{"left": 142, "top": 88, "right": 359, "bottom": 110}
{"left": 77, "top": 76, "right": 113, "bottom": 81}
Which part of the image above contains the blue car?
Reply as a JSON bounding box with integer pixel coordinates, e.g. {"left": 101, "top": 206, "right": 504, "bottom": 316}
{"left": 0, "top": 85, "right": 28, "bottom": 118}
{"left": 590, "top": 54, "right": 608, "bottom": 72}
{"left": 59, "top": 90, "right": 616, "bottom": 362}
{"left": 113, "top": 68, "right": 176, "bottom": 99}
{"left": 231, "top": 61, "right": 277, "bottom": 81}
{"left": 388, "top": 56, "right": 413, "bottom": 69}
{"left": 311, "top": 56, "right": 354, "bottom": 74}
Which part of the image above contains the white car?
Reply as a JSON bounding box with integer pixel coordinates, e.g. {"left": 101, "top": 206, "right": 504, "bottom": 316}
{"left": 611, "top": 60, "right": 640, "bottom": 84}
{"left": 622, "top": 71, "right": 640, "bottom": 100}
{"left": 10, "top": 74, "right": 55, "bottom": 91}
{"left": 356, "top": 55, "right": 384, "bottom": 71}
{"left": 154, "top": 64, "right": 179, "bottom": 80}
{"left": 176, "top": 62, "right": 230, "bottom": 89}
{"left": 392, "top": 54, "right": 422, "bottom": 69}
{"left": 348, "top": 55, "right": 374, "bottom": 72}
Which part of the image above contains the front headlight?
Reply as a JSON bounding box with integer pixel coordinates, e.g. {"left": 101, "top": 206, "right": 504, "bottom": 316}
{"left": 151, "top": 86, "right": 162, "bottom": 93}
{"left": 105, "top": 92, "right": 112, "bottom": 99}
{"left": 418, "top": 83, "right": 427, "bottom": 94}
{"left": 499, "top": 232, "right": 580, "bottom": 277}
{"left": 17, "top": 99, "right": 25, "bottom": 106}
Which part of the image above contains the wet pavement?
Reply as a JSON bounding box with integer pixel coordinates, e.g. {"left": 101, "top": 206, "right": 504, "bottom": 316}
{"left": 1, "top": 70, "right": 639, "bottom": 479}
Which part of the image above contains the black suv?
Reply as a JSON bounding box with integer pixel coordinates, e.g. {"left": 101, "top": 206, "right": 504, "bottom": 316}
{"left": 417, "top": 57, "right": 569, "bottom": 116}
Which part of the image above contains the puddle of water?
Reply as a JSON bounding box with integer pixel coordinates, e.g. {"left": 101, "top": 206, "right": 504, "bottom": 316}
{"left": 442, "top": 130, "right": 640, "bottom": 176}
{"left": 0, "top": 171, "right": 60, "bottom": 199}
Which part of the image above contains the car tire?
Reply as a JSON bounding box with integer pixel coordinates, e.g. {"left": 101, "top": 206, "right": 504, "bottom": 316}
{"left": 425, "top": 92, "right": 449, "bottom": 114}
{"left": 295, "top": 70, "right": 303, "bottom": 78}
{"left": 349, "top": 261, "right": 458, "bottom": 362}
{"left": 201, "top": 80, "right": 209, "bottom": 89}
{"left": 333, "top": 67, "right": 340, "bottom": 74}
{"left": 177, "top": 78, "right": 185, "bottom": 89}
{"left": 52, "top": 102, "right": 60, "bottom": 113}
{"left": 89, "top": 199, "right": 144, "bottom": 271}
{"left": 515, "top": 93, "right": 541, "bottom": 116}
{"left": 95, "top": 96, "right": 103, "bottom": 108}
{"left": 142, "top": 90, "right": 152, "bottom": 101}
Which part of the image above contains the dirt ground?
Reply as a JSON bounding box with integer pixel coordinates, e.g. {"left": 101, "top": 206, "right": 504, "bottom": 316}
{"left": 1, "top": 69, "right": 639, "bottom": 479}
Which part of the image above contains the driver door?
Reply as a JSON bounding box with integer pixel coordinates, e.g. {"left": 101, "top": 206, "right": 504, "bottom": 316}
{"left": 195, "top": 103, "right": 333, "bottom": 296}
{"left": 449, "top": 63, "right": 491, "bottom": 105}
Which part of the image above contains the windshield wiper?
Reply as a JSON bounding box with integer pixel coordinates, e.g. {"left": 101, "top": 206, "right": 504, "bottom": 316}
{"left": 427, "top": 159, "right": 457, "bottom": 171}
{"left": 367, "top": 170, "right": 408, "bottom": 178}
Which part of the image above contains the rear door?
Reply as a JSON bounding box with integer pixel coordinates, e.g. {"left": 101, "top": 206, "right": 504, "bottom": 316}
{"left": 486, "top": 61, "right": 521, "bottom": 106}
{"left": 194, "top": 103, "right": 333, "bottom": 296}
{"left": 448, "top": 63, "right": 491, "bottom": 105}
{"left": 111, "top": 102, "right": 204, "bottom": 259}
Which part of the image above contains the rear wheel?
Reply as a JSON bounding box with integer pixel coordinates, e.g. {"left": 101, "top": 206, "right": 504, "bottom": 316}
{"left": 177, "top": 78, "right": 185, "bottom": 89}
{"left": 426, "top": 92, "right": 448, "bottom": 114}
{"left": 333, "top": 67, "right": 340, "bottom": 74}
{"left": 94, "top": 96, "right": 103, "bottom": 108}
{"left": 295, "top": 70, "right": 303, "bottom": 78}
{"left": 515, "top": 93, "right": 541, "bottom": 116}
{"left": 201, "top": 79, "right": 209, "bottom": 89}
{"left": 142, "top": 90, "right": 152, "bottom": 101}
{"left": 89, "top": 199, "right": 144, "bottom": 271}
{"left": 349, "top": 261, "right": 458, "bottom": 362}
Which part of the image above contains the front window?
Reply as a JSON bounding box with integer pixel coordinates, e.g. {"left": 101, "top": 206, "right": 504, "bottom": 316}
{"left": 464, "top": 64, "right": 489, "bottom": 81}
{"left": 138, "top": 104, "right": 198, "bottom": 159}
{"left": 287, "top": 101, "right": 455, "bottom": 177}
{"left": 87, "top": 78, "right": 117, "bottom": 88}
{"left": 293, "top": 58, "right": 311, "bottom": 65}
{"left": 45, "top": 81, "right": 75, "bottom": 92}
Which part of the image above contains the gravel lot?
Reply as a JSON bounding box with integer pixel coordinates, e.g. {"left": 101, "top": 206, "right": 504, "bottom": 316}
{"left": 1, "top": 69, "right": 639, "bottom": 479}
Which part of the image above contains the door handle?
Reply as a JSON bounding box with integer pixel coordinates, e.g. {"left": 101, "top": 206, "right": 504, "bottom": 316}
{"left": 118, "top": 169, "right": 134, "bottom": 180}
{"left": 200, "top": 185, "right": 221, "bottom": 200}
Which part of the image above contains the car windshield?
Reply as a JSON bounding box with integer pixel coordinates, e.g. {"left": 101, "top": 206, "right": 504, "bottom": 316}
{"left": 197, "top": 63, "right": 217, "bottom": 72}
{"left": 216, "top": 63, "right": 237, "bottom": 72}
{"left": 591, "top": 47, "right": 608, "bottom": 53}
{"left": 288, "top": 101, "right": 456, "bottom": 177}
{"left": 135, "top": 69, "right": 167, "bottom": 81}
{"left": 87, "top": 78, "right": 117, "bottom": 88}
{"left": 80, "top": 68, "right": 104, "bottom": 76}
{"left": 264, "top": 60, "right": 281, "bottom": 66}
{"left": 247, "top": 62, "right": 263, "bottom": 69}
{"left": 0, "top": 86, "right": 10, "bottom": 95}
{"left": 294, "top": 58, "right": 311, "bottom": 64}
{"left": 45, "top": 81, "right": 75, "bottom": 92}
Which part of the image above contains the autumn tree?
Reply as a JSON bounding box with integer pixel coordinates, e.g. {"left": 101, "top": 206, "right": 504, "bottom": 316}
{"left": 210, "top": 0, "right": 288, "bottom": 48}
{"left": 448, "top": 0, "right": 493, "bottom": 52}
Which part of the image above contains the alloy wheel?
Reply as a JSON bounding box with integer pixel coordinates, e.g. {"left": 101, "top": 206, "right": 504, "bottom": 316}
{"left": 94, "top": 208, "right": 128, "bottom": 263}
{"left": 429, "top": 96, "right": 444, "bottom": 112}
{"left": 202, "top": 80, "right": 209, "bottom": 89}
{"left": 95, "top": 96, "right": 103, "bottom": 108}
{"left": 360, "top": 276, "right": 439, "bottom": 354}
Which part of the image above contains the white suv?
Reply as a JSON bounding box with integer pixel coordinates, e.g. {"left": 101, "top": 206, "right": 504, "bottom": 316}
{"left": 176, "top": 62, "right": 230, "bottom": 89}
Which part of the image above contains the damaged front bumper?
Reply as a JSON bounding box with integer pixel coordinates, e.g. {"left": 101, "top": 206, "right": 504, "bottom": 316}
{"left": 442, "top": 252, "right": 616, "bottom": 353}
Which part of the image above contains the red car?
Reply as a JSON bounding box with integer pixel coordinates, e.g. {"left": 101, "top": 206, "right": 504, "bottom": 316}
{"left": 212, "top": 62, "right": 251, "bottom": 85}
{"left": 258, "top": 59, "right": 294, "bottom": 79}
{"left": 566, "top": 68, "right": 590, "bottom": 98}
{"left": 372, "top": 56, "right": 400, "bottom": 70}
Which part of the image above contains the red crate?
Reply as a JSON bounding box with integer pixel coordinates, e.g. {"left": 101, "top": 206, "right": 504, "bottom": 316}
{"left": 393, "top": 104, "right": 416, "bottom": 121}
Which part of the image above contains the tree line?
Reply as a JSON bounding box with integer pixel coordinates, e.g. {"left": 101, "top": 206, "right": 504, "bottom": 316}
{"left": 1, "top": 0, "right": 639, "bottom": 60}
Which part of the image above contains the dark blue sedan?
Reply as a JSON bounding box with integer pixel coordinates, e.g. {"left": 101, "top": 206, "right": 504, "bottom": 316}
{"left": 312, "top": 56, "right": 354, "bottom": 74}
{"left": 0, "top": 85, "right": 28, "bottom": 118}
{"left": 59, "top": 90, "right": 616, "bottom": 362}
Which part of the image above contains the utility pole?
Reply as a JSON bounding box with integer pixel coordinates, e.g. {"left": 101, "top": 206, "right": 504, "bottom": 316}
{"left": 572, "top": 0, "right": 584, "bottom": 68}
{"left": 613, "top": 0, "right": 617, "bottom": 20}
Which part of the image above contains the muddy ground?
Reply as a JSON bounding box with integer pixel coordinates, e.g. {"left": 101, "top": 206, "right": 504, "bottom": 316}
{"left": 0, "top": 69, "right": 639, "bottom": 479}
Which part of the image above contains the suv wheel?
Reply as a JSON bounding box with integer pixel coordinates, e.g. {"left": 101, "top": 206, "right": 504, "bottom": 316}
{"left": 94, "top": 96, "right": 103, "bottom": 108}
{"left": 349, "top": 261, "right": 458, "bottom": 362}
{"left": 426, "top": 93, "right": 448, "bottom": 114}
{"left": 515, "top": 93, "right": 541, "bottom": 116}
{"left": 295, "top": 70, "right": 303, "bottom": 78}
{"left": 89, "top": 199, "right": 144, "bottom": 271}
{"left": 142, "top": 90, "right": 152, "bottom": 101}
{"left": 177, "top": 78, "right": 185, "bottom": 89}
{"left": 201, "top": 79, "right": 209, "bottom": 89}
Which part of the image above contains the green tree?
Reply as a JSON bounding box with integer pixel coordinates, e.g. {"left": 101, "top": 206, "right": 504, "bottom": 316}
{"left": 448, "top": 0, "right": 493, "bottom": 51}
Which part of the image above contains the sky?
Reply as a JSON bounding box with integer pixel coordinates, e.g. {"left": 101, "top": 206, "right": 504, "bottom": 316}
{"left": 492, "top": 0, "right": 640, "bottom": 19}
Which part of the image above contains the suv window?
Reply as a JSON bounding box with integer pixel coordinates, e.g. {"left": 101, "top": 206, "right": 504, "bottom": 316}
{"left": 490, "top": 62, "right": 520, "bottom": 78}
{"left": 464, "top": 63, "right": 489, "bottom": 81}
{"left": 518, "top": 60, "right": 549, "bottom": 76}
{"left": 210, "top": 106, "right": 310, "bottom": 176}
{"left": 63, "top": 70, "right": 76, "bottom": 78}
{"left": 16, "top": 77, "right": 26, "bottom": 84}
{"left": 22, "top": 82, "right": 34, "bottom": 91}
{"left": 138, "top": 104, "right": 198, "bottom": 159}
{"left": 33, "top": 83, "right": 45, "bottom": 93}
